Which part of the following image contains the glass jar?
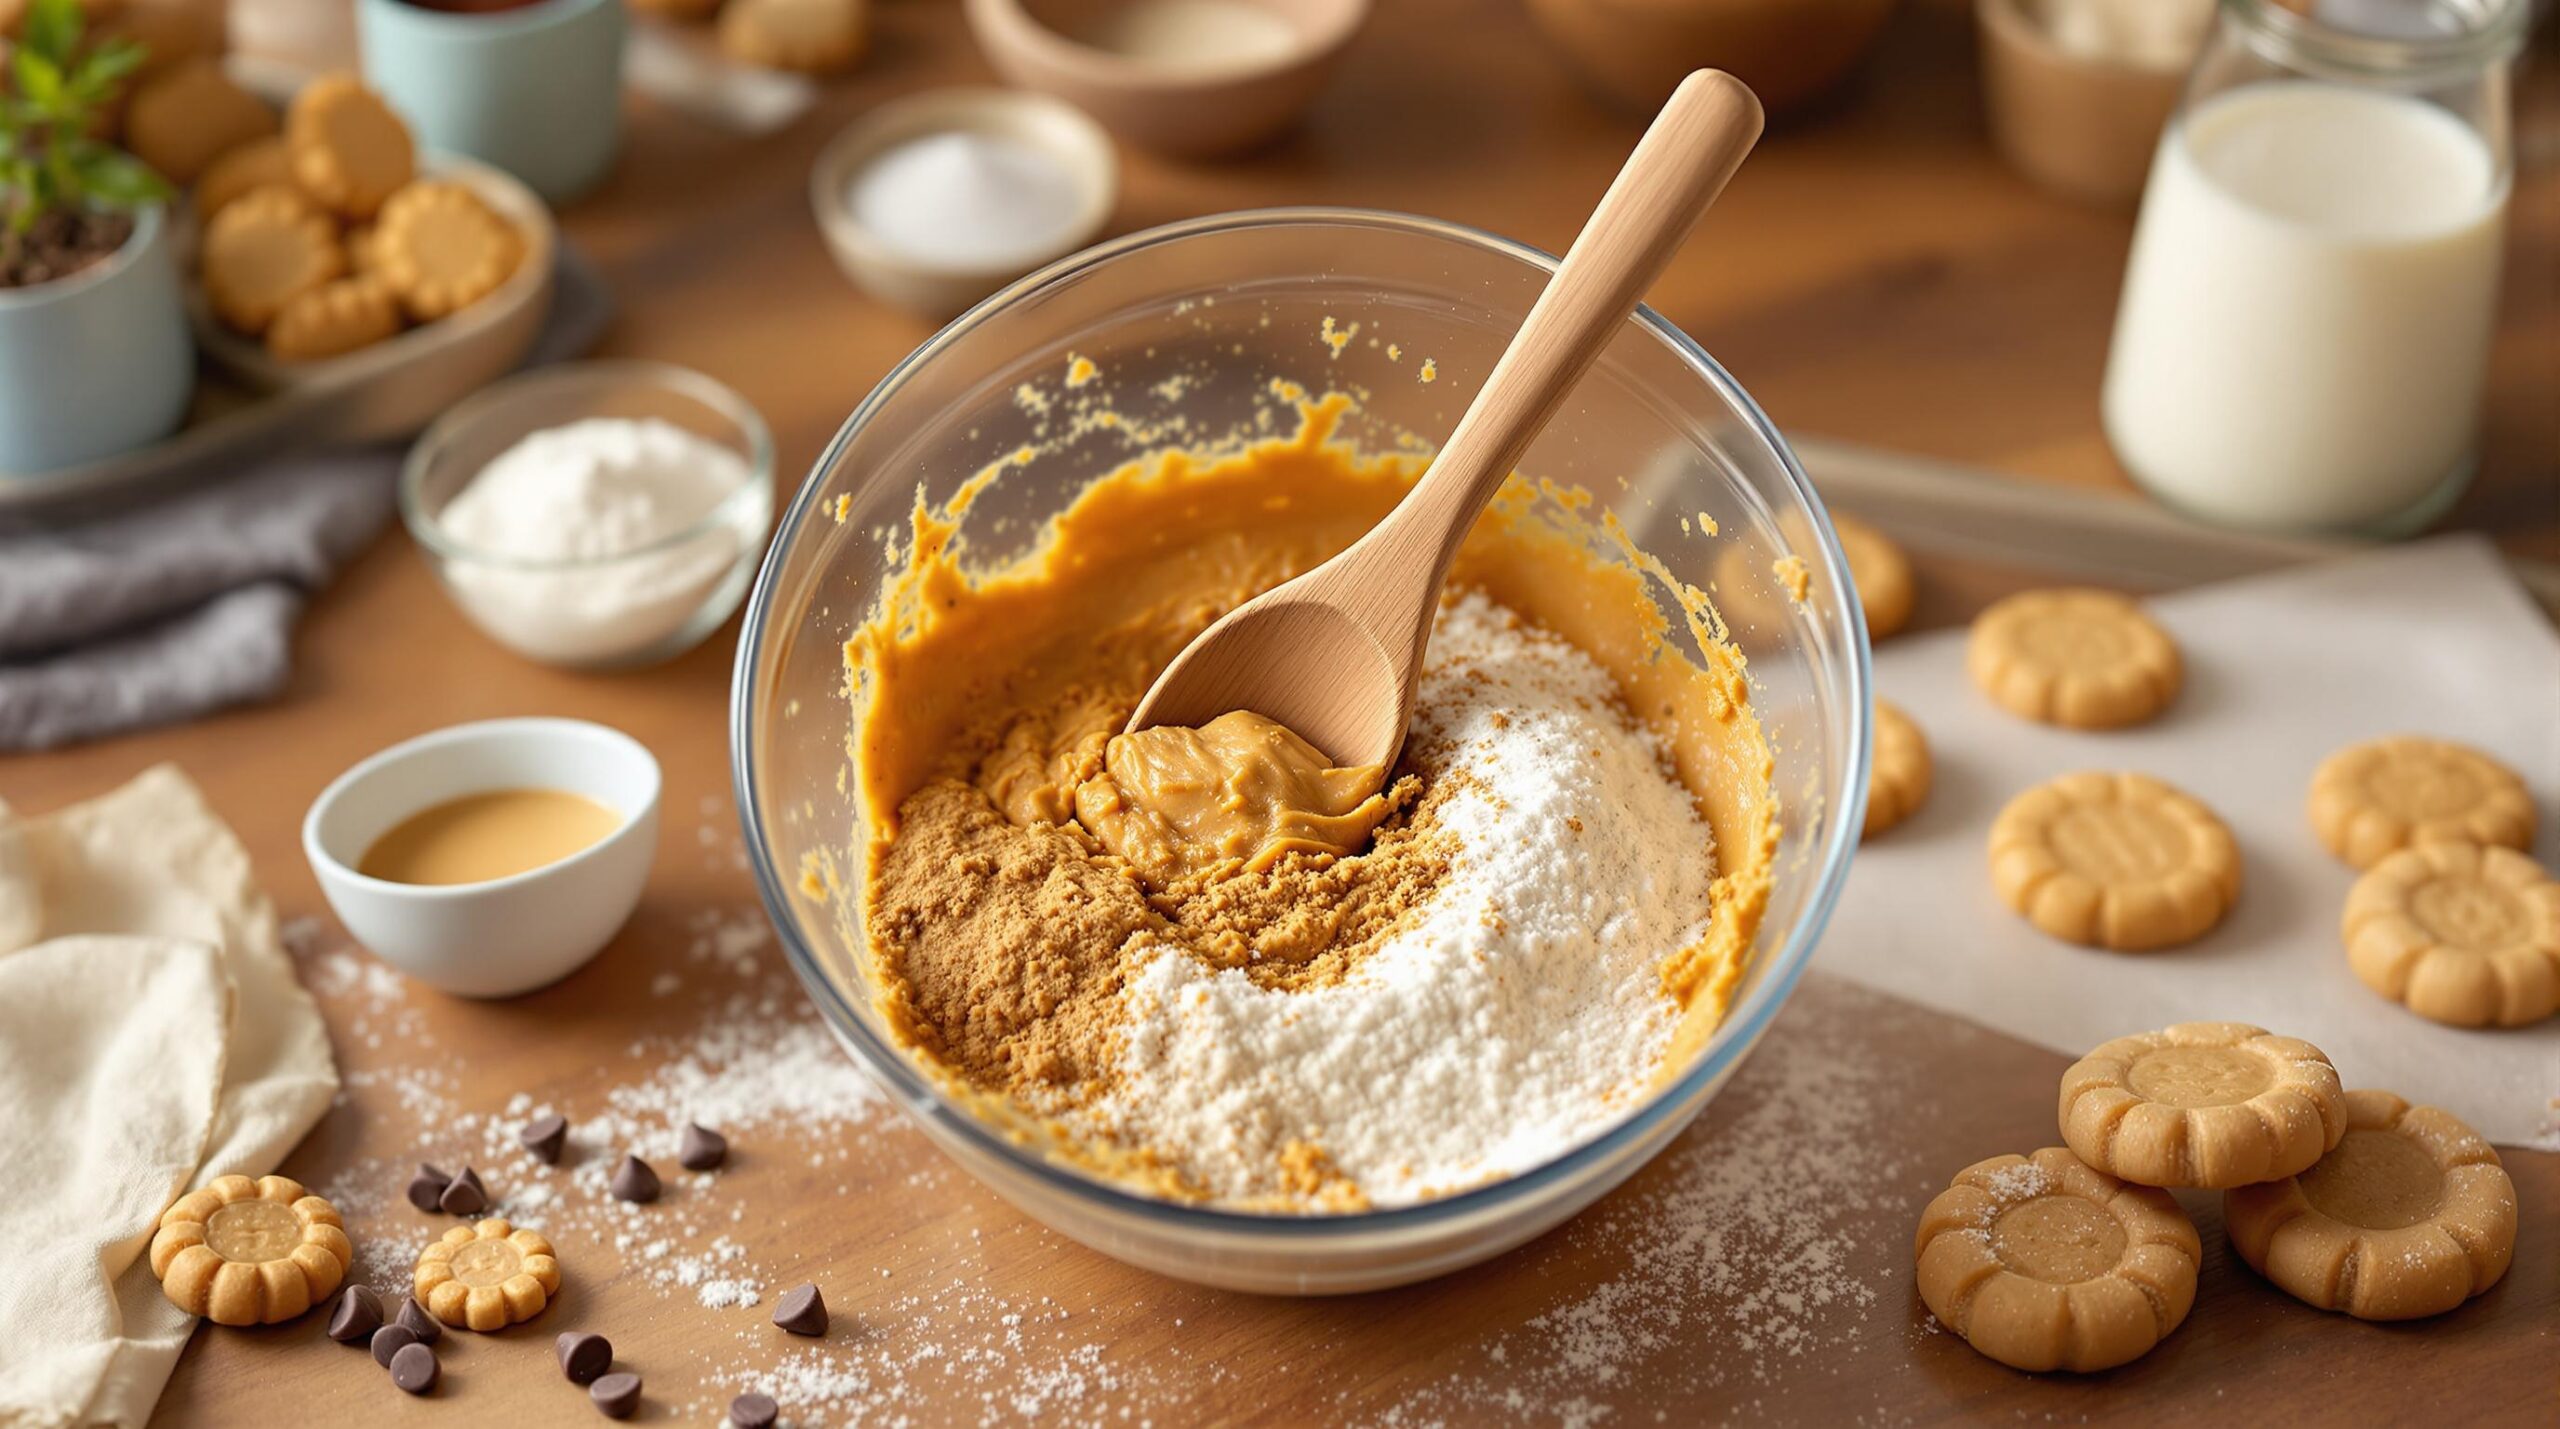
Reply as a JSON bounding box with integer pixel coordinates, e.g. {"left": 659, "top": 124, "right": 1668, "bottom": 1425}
{"left": 2101, "top": 0, "right": 2527, "bottom": 535}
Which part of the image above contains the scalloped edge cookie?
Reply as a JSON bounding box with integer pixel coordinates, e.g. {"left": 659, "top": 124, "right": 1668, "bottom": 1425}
{"left": 1967, "top": 588, "right": 2181, "bottom": 730}
{"left": 1864, "top": 698, "right": 1932, "bottom": 839}
{"left": 2342, "top": 839, "right": 2560, "bottom": 1028}
{"left": 416, "top": 1217, "right": 562, "bottom": 1330}
{"left": 1989, "top": 771, "right": 2241, "bottom": 951}
{"left": 1914, "top": 1147, "right": 2200, "bottom": 1372}
{"left": 150, "top": 1174, "right": 351, "bottom": 1326}
{"left": 2225, "top": 1090, "right": 2517, "bottom": 1320}
{"left": 286, "top": 73, "right": 417, "bottom": 220}
{"left": 2059, "top": 1022, "right": 2347, "bottom": 1188}
{"left": 371, "top": 180, "right": 523, "bottom": 322}
{"left": 200, "top": 185, "right": 345, "bottom": 335}
{"left": 2309, "top": 735, "right": 2536, "bottom": 870}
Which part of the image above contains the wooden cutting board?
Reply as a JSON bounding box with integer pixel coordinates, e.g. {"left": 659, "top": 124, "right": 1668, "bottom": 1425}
{"left": 149, "top": 927, "right": 2556, "bottom": 1427}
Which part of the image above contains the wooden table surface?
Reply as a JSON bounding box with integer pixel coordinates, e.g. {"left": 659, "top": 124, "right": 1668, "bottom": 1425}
{"left": 6, "top": 0, "right": 2555, "bottom": 1423}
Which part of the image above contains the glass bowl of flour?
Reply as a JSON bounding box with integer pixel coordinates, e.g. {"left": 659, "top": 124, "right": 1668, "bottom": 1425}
{"left": 405, "top": 361, "right": 775, "bottom": 669}
{"left": 733, "top": 210, "right": 1872, "bottom": 1294}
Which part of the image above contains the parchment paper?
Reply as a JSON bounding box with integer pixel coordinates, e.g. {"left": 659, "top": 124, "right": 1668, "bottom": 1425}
{"left": 1815, "top": 534, "right": 2560, "bottom": 1148}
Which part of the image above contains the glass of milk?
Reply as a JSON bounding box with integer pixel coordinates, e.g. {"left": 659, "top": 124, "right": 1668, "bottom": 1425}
{"left": 2101, "top": 0, "right": 2526, "bottom": 535}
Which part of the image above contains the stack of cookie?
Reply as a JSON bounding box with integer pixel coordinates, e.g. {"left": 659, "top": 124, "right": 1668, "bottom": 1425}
{"left": 1914, "top": 1020, "right": 2520, "bottom": 1373}
{"left": 189, "top": 74, "right": 525, "bottom": 362}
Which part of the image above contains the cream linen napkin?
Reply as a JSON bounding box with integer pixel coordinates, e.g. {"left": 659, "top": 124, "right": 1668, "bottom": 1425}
{"left": 1818, "top": 536, "right": 2560, "bottom": 1146}
{"left": 0, "top": 767, "right": 339, "bottom": 1429}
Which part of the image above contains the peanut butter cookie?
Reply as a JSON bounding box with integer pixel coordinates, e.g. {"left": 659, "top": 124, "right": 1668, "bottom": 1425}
{"left": 1967, "top": 589, "right": 2181, "bottom": 729}
{"left": 718, "top": 0, "right": 870, "bottom": 74}
{"left": 1914, "top": 1147, "right": 2200, "bottom": 1372}
{"left": 150, "top": 1174, "right": 352, "bottom": 1326}
{"left": 1989, "top": 772, "right": 2240, "bottom": 951}
{"left": 286, "top": 74, "right": 416, "bottom": 220}
{"left": 372, "top": 180, "right": 522, "bottom": 322}
{"left": 2342, "top": 840, "right": 2560, "bottom": 1028}
{"left": 2308, "top": 736, "right": 2535, "bottom": 870}
{"left": 1864, "top": 698, "right": 1931, "bottom": 839}
{"left": 124, "top": 58, "right": 278, "bottom": 187}
{"left": 266, "top": 274, "right": 403, "bottom": 361}
{"left": 193, "top": 136, "right": 294, "bottom": 224}
{"left": 2225, "top": 1090, "right": 2517, "bottom": 1320}
{"left": 1834, "top": 514, "right": 1915, "bottom": 640}
{"left": 200, "top": 185, "right": 344, "bottom": 335}
{"left": 2058, "top": 1022, "right": 2347, "bottom": 1189}
{"left": 415, "top": 1218, "right": 561, "bottom": 1330}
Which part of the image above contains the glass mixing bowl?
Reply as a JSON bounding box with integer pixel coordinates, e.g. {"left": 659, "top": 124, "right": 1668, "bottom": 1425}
{"left": 731, "top": 208, "right": 1871, "bottom": 1295}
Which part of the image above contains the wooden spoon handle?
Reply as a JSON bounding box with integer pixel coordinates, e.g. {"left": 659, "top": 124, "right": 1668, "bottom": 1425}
{"left": 1387, "top": 70, "right": 1765, "bottom": 550}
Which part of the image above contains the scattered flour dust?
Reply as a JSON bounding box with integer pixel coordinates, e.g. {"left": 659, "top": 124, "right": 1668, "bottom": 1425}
{"left": 298, "top": 902, "right": 883, "bottom": 1324}
{"left": 1096, "top": 590, "right": 1716, "bottom": 1206}
{"left": 1372, "top": 978, "right": 1937, "bottom": 1425}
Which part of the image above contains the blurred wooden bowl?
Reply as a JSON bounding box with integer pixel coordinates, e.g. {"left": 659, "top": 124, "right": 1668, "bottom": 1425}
{"left": 1522, "top": 0, "right": 1901, "bottom": 118}
{"left": 965, "top": 0, "right": 1370, "bottom": 159}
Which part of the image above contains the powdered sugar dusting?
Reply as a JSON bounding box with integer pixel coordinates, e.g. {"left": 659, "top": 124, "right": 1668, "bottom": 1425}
{"left": 1097, "top": 590, "right": 1716, "bottom": 1206}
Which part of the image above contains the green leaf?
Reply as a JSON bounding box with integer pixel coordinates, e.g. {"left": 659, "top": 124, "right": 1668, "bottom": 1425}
{"left": 23, "top": 0, "right": 82, "bottom": 66}
{"left": 76, "top": 39, "right": 148, "bottom": 93}
{"left": 74, "top": 148, "right": 169, "bottom": 207}
{"left": 12, "top": 49, "right": 65, "bottom": 109}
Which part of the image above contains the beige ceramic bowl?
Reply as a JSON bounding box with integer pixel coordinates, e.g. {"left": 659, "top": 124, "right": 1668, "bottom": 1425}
{"left": 186, "top": 151, "right": 556, "bottom": 394}
{"left": 810, "top": 87, "right": 1118, "bottom": 319}
{"left": 1977, "top": 0, "right": 2192, "bottom": 207}
{"left": 1523, "top": 0, "right": 1900, "bottom": 118}
{"left": 964, "top": 0, "right": 1369, "bottom": 158}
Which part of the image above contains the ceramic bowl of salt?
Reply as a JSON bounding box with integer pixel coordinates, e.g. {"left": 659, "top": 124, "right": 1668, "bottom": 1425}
{"left": 810, "top": 88, "right": 1118, "bottom": 320}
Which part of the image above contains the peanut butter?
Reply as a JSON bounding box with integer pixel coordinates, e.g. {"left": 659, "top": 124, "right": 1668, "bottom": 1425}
{"left": 986, "top": 707, "right": 1394, "bottom": 890}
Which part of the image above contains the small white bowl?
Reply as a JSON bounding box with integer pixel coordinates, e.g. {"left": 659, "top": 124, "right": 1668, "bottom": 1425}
{"left": 304, "top": 718, "right": 661, "bottom": 998}
{"left": 809, "top": 88, "right": 1117, "bottom": 320}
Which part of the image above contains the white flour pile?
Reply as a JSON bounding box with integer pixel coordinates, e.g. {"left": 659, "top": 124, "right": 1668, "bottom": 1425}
{"left": 438, "top": 416, "right": 751, "bottom": 664}
{"left": 1092, "top": 590, "right": 1718, "bottom": 1207}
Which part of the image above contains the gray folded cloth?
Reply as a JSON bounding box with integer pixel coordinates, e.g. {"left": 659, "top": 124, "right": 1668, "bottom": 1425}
{"left": 0, "top": 250, "right": 612, "bottom": 752}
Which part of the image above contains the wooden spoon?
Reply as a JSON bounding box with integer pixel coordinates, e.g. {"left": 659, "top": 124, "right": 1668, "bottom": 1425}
{"left": 1125, "top": 69, "right": 1766, "bottom": 767}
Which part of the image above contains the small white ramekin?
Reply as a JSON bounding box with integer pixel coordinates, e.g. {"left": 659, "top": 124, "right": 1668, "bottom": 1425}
{"left": 809, "top": 87, "right": 1117, "bottom": 320}
{"left": 304, "top": 718, "right": 661, "bottom": 998}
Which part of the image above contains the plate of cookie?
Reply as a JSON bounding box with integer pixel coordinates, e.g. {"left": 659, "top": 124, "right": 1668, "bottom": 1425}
{"left": 173, "top": 61, "right": 555, "bottom": 397}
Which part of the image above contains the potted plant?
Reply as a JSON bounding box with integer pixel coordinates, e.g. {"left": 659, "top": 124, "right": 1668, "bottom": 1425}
{"left": 0, "top": 0, "right": 192, "bottom": 476}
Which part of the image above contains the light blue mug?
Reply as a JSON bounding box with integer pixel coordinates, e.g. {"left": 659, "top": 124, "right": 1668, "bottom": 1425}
{"left": 357, "top": 0, "right": 627, "bottom": 207}
{"left": 0, "top": 204, "right": 193, "bottom": 476}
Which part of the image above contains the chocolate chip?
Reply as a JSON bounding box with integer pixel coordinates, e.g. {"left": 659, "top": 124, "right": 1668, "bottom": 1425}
{"left": 772, "top": 1282, "right": 826, "bottom": 1336}
{"left": 679, "top": 1122, "right": 728, "bottom": 1171}
{"left": 610, "top": 1154, "right": 660, "bottom": 1203}
{"left": 589, "top": 1371, "right": 642, "bottom": 1419}
{"left": 521, "top": 1112, "right": 569, "bottom": 1164}
{"left": 556, "top": 1330, "right": 614, "bottom": 1384}
{"left": 369, "top": 1322, "right": 419, "bottom": 1368}
{"left": 405, "top": 1164, "right": 451, "bottom": 1212}
{"left": 439, "top": 1165, "right": 488, "bottom": 1215}
{"left": 728, "top": 1391, "right": 778, "bottom": 1429}
{"left": 389, "top": 1341, "right": 439, "bottom": 1395}
{"left": 325, "top": 1286, "right": 382, "bottom": 1344}
{"left": 395, "top": 1296, "right": 442, "bottom": 1344}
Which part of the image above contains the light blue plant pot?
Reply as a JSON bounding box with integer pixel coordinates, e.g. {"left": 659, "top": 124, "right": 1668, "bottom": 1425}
{"left": 0, "top": 204, "right": 194, "bottom": 477}
{"left": 358, "top": 0, "right": 628, "bottom": 208}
